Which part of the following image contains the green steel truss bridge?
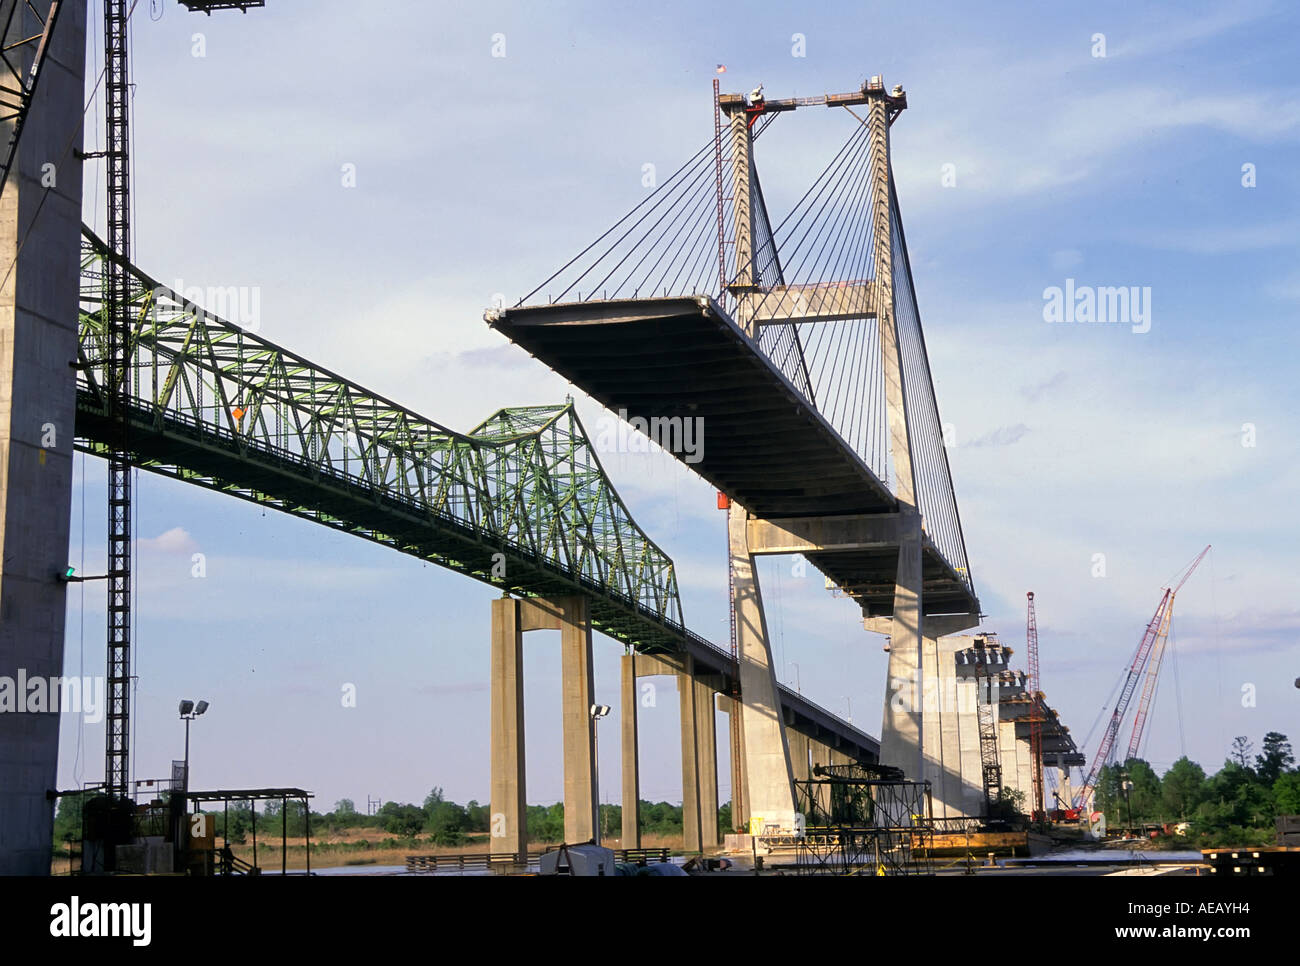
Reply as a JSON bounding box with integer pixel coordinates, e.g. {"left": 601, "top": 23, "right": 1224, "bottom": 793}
{"left": 72, "top": 226, "right": 878, "bottom": 759}
{"left": 74, "top": 228, "right": 688, "bottom": 652}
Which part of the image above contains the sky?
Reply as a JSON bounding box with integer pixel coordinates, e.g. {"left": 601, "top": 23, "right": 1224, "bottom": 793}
{"left": 57, "top": 0, "right": 1299, "bottom": 813}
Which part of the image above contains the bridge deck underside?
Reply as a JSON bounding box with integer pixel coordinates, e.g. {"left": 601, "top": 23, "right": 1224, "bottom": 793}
{"left": 489, "top": 297, "right": 977, "bottom": 617}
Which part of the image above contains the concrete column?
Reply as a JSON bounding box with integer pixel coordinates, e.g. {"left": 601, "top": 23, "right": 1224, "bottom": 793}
{"left": 678, "top": 657, "right": 701, "bottom": 851}
{"left": 489, "top": 599, "right": 527, "bottom": 861}
{"left": 953, "top": 652, "right": 984, "bottom": 818}
{"left": 620, "top": 653, "right": 640, "bottom": 848}
{"left": 1057, "top": 763, "right": 1074, "bottom": 813}
{"left": 694, "top": 678, "right": 718, "bottom": 849}
{"left": 787, "top": 730, "right": 809, "bottom": 826}
{"left": 559, "top": 597, "right": 597, "bottom": 844}
{"left": 0, "top": 0, "right": 87, "bottom": 877}
{"left": 728, "top": 502, "right": 796, "bottom": 833}
{"left": 921, "top": 633, "right": 950, "bottom": 816}
{"left": 878, "top": 514, "right": 924, "bottom": 779}
{"left": 1016, "top": 734, "right": 1033, "bottom": 807}
{"left": 998, "top": 719, "right": 1022, "bottom": 803}
{"left": 788, "top": 730, "right": 810, "bottom": 782}
{"left": 809, "top": 741, "right": 833, "bottom": 820}
{"left": 721, "top": 695, "right": 747, "bottom": 831}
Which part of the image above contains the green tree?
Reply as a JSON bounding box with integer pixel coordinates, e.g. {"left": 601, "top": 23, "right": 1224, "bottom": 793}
{"left": 426, "top": 796, "right": 468, "bottom": 846}
{"left": 1161, "top": 756, "right": 1206, "bottom": 820}
{"left": 1124, "top": 759, "right": 1162, "bottom": 822}
{"left": 1205, "top": 760, "right": 1272, "bottom": 828}
{"left": 382, "top": 804, "right": 426, "bottom": 839}
{"left": 464, "top": 800, "right": 489, "bottom": 833}
{"left": 1230, "top": 736, "right": 1253, "bottom": 769}
{"left": 1274, "top": 772, "right": 1300, "bottom": 816}
{"left": 1094, "top": 763, "right": 1123, "bottom": 823}
{"left": 1255, "top": 732, "right": 1295, "bottom": 785}
{"left": 333, "top": 798, "right": 356, "bottom": 817}
{"left": 995, "top": 786, "right": 1026, "bottom": 820}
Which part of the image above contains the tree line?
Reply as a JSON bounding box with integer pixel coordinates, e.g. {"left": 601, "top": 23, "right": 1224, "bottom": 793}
{"left": 1093, "top": 731, "right": 1298, "bottom": 846}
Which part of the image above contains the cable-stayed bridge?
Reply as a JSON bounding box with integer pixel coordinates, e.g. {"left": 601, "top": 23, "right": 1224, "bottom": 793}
{"left": 488, "top": 78, "right": 981, "bottom": 830}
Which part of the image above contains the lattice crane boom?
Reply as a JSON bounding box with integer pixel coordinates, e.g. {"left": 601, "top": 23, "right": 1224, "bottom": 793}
{"left": 1075, "top": 545, "right": 1211, "bottom": 809}
{"left": 1026, "top": 591, "right": 1044, "bottom": 822}
{"left": 1125, "top": 545, "right": 1210, "bottom": 761}
{"left": 1075, "top": 591, "right": 1172, "bottom": 809}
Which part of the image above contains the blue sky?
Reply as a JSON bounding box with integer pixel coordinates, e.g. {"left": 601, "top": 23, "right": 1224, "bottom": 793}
{"left": 59, "top": 0, "right": 1299, "bottom": 811}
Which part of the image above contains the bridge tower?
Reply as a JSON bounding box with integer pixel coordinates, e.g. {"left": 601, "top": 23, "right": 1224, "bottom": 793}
{"left": 719, "top": 80, "right": 977, "bottom": 813}
{"left": 0, "top": 0, "right": 86, "bottom": 875}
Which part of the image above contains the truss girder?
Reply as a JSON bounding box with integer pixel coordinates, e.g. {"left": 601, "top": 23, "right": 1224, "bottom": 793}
{"left": 74, "top": 228, "right": 687, "bottom": 653}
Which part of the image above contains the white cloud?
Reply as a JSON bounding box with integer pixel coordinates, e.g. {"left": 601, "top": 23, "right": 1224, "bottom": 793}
{"left": 138, "top": 526, "right": 199, "bottom": 555}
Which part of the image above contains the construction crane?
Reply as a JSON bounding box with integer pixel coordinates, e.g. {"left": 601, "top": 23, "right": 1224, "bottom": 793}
{"left": 1125, "top": 546, "right": 1209, "bottom": 760}
{"left": 97, "top": 0, "right": 265, "bottom": 802}
{"left": 1025, "top": 591, "right": 1044, "bottom": 823}
{"left": 101, "top": 0, "right": 134, "bottom": 802}
{"left": 1074, "top": 545, "right": 1210, "bottom": 809}
{"left": 971, "top": 637, "right": 1002, "bottom": 816}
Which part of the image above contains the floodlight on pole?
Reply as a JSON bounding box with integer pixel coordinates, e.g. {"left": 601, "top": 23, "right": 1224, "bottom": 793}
{"left": 590, "top": 704, "right": 611, "bottom": 844}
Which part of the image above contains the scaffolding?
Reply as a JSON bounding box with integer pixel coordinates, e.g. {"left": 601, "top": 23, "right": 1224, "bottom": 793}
{"left": 792, "top": 763, "right": 934, "bottom": 875}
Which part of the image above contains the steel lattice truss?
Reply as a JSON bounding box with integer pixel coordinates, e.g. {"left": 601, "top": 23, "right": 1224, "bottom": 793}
{"left": 0, "top": 0, "right": 63, "bottom": 197}
{"left": 73, "top": 228, "right": 691, "bottom": 654}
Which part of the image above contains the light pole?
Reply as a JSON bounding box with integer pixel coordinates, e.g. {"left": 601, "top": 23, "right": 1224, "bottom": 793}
{"left": 1121, "top": 771, "right": 1134, "bottom": 835}
{"left": 790, "top": 662, "right": 801, "bottom": 694}
{"left": 178, "top": 699, "right": 209, "bottom": 798}
{"left": 177, "top": 699, "right": 208, "bottom": 867}
{"left": 590, "top": 703, "right": 610, "bottom": 844}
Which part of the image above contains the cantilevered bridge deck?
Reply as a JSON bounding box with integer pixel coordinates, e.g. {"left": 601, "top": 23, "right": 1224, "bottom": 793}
{"left": 488, "top": 295, "right": 978, "bottom": 618}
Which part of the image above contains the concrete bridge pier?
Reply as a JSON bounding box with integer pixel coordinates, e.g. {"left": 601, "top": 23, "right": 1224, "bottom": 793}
{"left": 726, "top": 502, "right": 800, "bottom": 833}
{"left": 694, "top": 675, "right": 719, "bottom": 849}
{"left": 0, "top": 0, "right": 87, "bottom": 877}
{"left": 997, "top": 717, "right": 1024, "bottom": 803}
{"left": 489, "top": 598, "right": 528, "bottom": 861}
{"left": 788, "top": 730, "right": 810, "bottom": 783}
{"left": 620, "top": 653, "right": 639, "bottom": 848}
{"left": 677, "top": 656, "right": 701, "bottom": 851}
{"left": 489, "top": 595, "right": 598, "bottom": 861}
{"left": 721, "top": 695, "right": 747, "bottom": 832}
{"left": 676, "top": 658, "right": 721, "bottom": 852}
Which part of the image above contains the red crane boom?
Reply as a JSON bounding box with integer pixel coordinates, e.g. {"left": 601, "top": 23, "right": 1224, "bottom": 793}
{"left": 1075, "top": 546, "right": 1210, "bottom": 809}
{"left": 1125, "top": 545, "right": 1210, "bottom": 761}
